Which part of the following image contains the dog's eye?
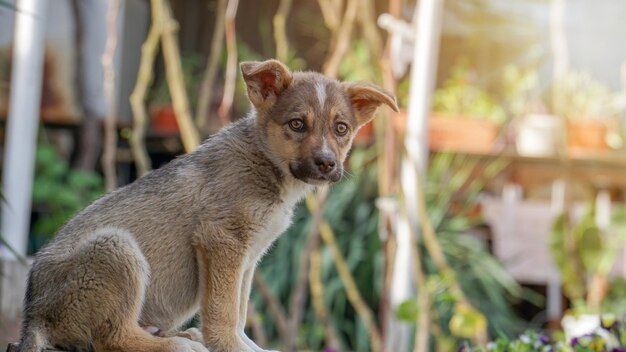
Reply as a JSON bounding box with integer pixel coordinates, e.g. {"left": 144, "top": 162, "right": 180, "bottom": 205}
{"left": 335, "top": 122, "right": 349, "bottom": 136}
{"left": 288, "top": 119, "right": 306, "bottom": 132}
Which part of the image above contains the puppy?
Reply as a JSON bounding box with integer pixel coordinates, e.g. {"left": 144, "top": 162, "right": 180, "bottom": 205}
{"left": 18, "top": 59, "right": 398, "bottom": 352}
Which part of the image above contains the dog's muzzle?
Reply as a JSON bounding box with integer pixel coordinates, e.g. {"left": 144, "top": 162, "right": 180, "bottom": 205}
{"left": 289, "top": 155, "right": 343, "bottom": 184}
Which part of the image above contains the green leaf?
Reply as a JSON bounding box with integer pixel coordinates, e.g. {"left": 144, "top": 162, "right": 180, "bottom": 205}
{"left": 396, "top": 298, "right": 419, "bottom": 322}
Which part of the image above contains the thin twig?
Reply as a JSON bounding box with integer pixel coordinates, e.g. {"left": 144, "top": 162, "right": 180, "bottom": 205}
{"left": 272, "top": 0, "right": 293, "bottom": 63}
{"left": 317, "top": 0, "right": 341, "bottom": 32}
{"left": 129, "top": 4, "right": 160, "bottom": 176}
{"left": 378, "top": 0, "right": 401, "bottom": 343}
{"left": 284, "top": 187, "right": 329, "bottom": 351}
{"left": 253, "top": 272, "right": 289, "bottom": 339}
{"left": 101, "top": 0, "right": 121, "bottom": 191}
{"left": 308, "top": 194, "right": 383, "bottom": 352}
{"left": 153, "top": 0, "right": 201, "bottom": 152}
{"left": 412, "top": 160, "right": 488, "bottom": 345}
{"left": 217, "top": 0, "right": 239, "bottom": 124}
{"left": 195, "top": 0, "right": 227, "bottom": 131}
{"left": 309, "top": 239, "right": 342, "bottom": 351}
{"left": 323, "top": 0, "right": 358, "bottom": 78}
{"left": 247, "top": 303, "right": 268, "bottom": 348}
{"left": 357, "top": 0, "right": 383, "bottom": 59}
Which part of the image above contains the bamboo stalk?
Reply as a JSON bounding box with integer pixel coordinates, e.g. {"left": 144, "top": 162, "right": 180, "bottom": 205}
{"left": 101, "top": 0, "right": 121, "bottom": 191}
{"left": 217, "top": 0, "right": 239, "bottom": 125}
{"left": 153, "top": 0, "right": 201, "bottom": 152}
{"left": 195, "top": 0, "right": 227, "bottom": 131}
{"left": 129, "top": 5, "right": 160, "bottom": 177}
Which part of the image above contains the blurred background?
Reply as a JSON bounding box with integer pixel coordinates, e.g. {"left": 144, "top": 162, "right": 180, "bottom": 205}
{"left": 1, "top": 0, "right": 626, "bottom": 351}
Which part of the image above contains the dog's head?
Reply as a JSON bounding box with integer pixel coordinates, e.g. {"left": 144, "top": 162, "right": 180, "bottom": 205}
{"left": 241, "top": 59, "right": 398, "bottom": 185}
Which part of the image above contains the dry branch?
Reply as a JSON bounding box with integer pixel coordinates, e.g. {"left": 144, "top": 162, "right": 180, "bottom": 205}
{"left": 247, "top": 303, "right": 268, "bottom": 348}
{"left": 217, "top": 0, "right": 239, "bottom": 125}
{"left": 253, "top": 273, "right": 289, "bottom": 339}
{"left": 413, "top": 163, "right": 488, "bottom": 345}
{"left": 129, "top": 5, "right": 160, "bottom": 177}
{"left": 317, "top": 0, "right": 342, "bottom": 32}
{"left": 357, "top": 0, "right": 383, "bottom": 58}
{"left": 273, "top": 0, "right": 293, "bottom": 62}
{"left": 309, "top": 240, "right": 342, "bottom": 351}
{"left": 195, "top": 0, "right": 227, "bottom": 131}
{"left": 322, "top": 0, "right": 358, "bottom": 78}
{"left": 153, "top": 0, "right": 201, "bottom": 152}
{"left": 101, "top": 0, "right": 121, "bottom": 192}
{"left": 307, "top": 194, "right": 383, "bottom": 352}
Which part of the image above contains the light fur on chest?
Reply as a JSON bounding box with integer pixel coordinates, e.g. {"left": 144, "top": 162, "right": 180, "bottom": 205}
{"left": 244, "top": 182, "right": 311, "bottom": 268}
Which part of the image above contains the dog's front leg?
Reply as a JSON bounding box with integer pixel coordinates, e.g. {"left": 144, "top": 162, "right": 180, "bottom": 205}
{"left": 196, "top": 237, "right": 253, "bottom": 352}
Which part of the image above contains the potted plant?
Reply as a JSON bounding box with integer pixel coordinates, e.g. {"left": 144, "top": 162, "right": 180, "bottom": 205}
{"left": 429, "top": 62, "right": 507, "bottom": 153}
{"left": 551, "top": 71, "right": 625, "bottom": 153}
{"left": 148, "top": 53, "right": 205, "bottom": 134}
{"left": 550, "top": 204, "right": 626, "bottom": 338}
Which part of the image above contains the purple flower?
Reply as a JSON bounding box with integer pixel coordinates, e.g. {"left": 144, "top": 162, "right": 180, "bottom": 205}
{"left": 539, "top": 335, "right": 550, "bottom": 344}
{"left": 570, "top": 337, "right": 579, "bottom": 347}
{"left": 323, "top": 348, "right": 337, "bottom": 352}
{"left": 611, "top": 348, "right": 626, "bottom": 352}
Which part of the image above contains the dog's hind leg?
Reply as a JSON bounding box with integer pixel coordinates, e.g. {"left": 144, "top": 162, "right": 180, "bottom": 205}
{"left": 32, "top": 227, "right": 206, "bottom": 352}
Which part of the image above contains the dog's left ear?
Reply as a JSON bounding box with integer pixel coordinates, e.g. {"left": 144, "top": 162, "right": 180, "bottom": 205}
{"left": 342, "top": 81, "right": 399, "bottom": 127}
{"left": 241, "top": 59, "right": 293, "bottom": 112}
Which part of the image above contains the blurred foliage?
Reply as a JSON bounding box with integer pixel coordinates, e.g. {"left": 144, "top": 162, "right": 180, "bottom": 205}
{"left": 549, "top": 71, "right": 626, "bottom": 121}
{"left": 31, "top": 144, "right": 104, "bottom": 243}
{"left": 500, "top": 64, "right": 541, "bottom": 118}
{"left": 432, "top": 61, "right": 507, "bottom": 124}
{"left": 254, "top": 146, "right": 383, "bottom": 351}
{"left": 339, "top": 39, "right": 380, "bottom": 83}
{"left": 396, "top": 153, "right": 540, "bottom": 345}
{"left": 254, "top": 150, "right": 536, "bottom": 351}
{"left": 550, "top": 205, "right": 626, "bottom": 312}
{"left": 149, "top": 52, "right": 206, "bottom": 108}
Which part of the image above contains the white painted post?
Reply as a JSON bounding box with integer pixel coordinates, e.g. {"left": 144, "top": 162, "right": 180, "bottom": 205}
{"left": 1, "top": 0, "right": 48, "bottom": 259}
{"left": 391, "top": 0, "right": 444, "bottom": 351}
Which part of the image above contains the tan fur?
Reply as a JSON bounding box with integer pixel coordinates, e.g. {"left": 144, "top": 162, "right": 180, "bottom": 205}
{"left": 18, "top": 59, "right": 398, "bottom": 352}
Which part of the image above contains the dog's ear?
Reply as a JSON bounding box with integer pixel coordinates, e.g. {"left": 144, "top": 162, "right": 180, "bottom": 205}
{"left": 342, "top": 81, "right": 399, "bottom": 126}
{"left": 241, "top": 59, "right": 293, "bottom": 111}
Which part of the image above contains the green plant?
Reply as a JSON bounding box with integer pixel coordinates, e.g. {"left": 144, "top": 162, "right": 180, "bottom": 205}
{"left": 31, "top": 144, "right": 104, "bottom": 246}
{"left": 461, "top": 315, "right": 626, "bottom": 352}
{"left": 550, "top": 205, "right": 626, "bottom": 313}
{"left": 253, "top": 150, "right": 535, "bottom": 351}
{"left": 550, "top": 71, "right": 624, "bottom": 121}
{"left": 432, "top": 61, "right": 507, "bottom": 124}
{"left": 396, "top": 153, "right": 538, "bottom": 345}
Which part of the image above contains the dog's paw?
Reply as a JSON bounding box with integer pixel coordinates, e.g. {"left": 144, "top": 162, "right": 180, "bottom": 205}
{"left": 170, "top": 336, "right": 209, "bottom": 352}
{"left": 175, "top": 327, "right": 204, "bottom": 344}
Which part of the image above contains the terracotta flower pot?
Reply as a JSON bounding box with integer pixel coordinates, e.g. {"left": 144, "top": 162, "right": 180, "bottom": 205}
{"left": 567, "top": 119, "right": 608, "bottom": 151}
{"left": 151, "top": 105, "right": 179, "bottom": 134}
{"left": 428, "top": 113, "right": 499, "bottom": 153}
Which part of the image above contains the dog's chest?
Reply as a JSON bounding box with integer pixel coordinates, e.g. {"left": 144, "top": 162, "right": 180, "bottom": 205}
{"left": 245, "top": 183, "right": 310, "bottom": 267}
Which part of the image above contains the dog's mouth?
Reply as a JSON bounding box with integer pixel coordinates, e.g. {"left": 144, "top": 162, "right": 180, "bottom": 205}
{"left": 288, "top": 161, "right": 343, "bottom": 185}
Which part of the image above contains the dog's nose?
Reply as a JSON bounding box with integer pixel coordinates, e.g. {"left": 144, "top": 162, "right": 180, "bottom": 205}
{"left": 314, "top": 156, "right": 336, "bottom": 174}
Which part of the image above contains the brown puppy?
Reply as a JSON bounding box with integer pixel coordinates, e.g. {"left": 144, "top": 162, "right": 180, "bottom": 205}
{"left": 18, "top": 59, "right": 398, "bottom": 352}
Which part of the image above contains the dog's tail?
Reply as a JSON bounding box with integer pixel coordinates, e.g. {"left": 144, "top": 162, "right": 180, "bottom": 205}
{"left": 16, "top": 324, "right": 48, "bottom": 352}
